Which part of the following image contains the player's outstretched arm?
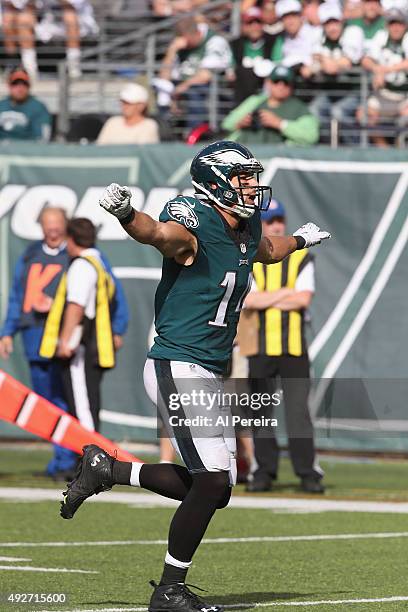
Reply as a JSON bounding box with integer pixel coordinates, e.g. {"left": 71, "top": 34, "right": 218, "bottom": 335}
{"left": 99, "top": 183, "right": 197, "bottom": 262}
{"left": 256, "top": 222, "right": 331, "bottom": 264}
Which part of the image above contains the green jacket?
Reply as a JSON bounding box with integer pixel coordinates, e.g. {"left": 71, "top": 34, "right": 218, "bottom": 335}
{"left": 222, "top": 92, "right": 319, "bottom": 146}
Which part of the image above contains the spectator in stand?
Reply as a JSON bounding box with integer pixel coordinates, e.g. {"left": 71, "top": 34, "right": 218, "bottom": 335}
{"left": 97, "top": 84, "right": 160, "bottom": 145}
{"left": 358, "top": 7, "right": 408, "bottom": 146}
{"left": 36, "top": 0, "right": 98, "bottom": 78}
{"left": 2, "top": 0, "right": 38, "bottom": 80}
{"left": 222, "top": 64, "right": 319, "bottom": 144}
{"left": 261, "top": 0, "right": 283, "bottom": 36}
{"left": 303, "top": 0, "right": 323, "bottom": 27}
{"left": 348, "top": 0, "right": 386, "bottom": 53}
{"left": 228, "top": 6, "right": 277, "bottom": 104}
{"left": 307, "top": 4, "right": 364, "bottom": 140}
{"left": 270, "top": 0, "right": 321, "bottom": 78}
{"left": 0, "top": 67, "right": 51, "bottom": 141}
{"left": 155, "top": 16, "right": 232, "bottom": 128}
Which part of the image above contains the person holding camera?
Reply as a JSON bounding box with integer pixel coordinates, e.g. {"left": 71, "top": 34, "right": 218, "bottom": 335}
{"left": 222, "top": 64, "right": 319, "bottom": 145}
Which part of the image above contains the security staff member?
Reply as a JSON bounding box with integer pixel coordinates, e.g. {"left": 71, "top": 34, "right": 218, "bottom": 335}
{"left": 40, "top": 218, "right": 121, "bottom": 432}
{"left": 238, "top": 200, "right": 324, "bottom": 493}
{"left": 0, "top": 209, "right": 128, "bottom": 474}
{"left": 0, "top": 207, "right": 77, "bottom": 476}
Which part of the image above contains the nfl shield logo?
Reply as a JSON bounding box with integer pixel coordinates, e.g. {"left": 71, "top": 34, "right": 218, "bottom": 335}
{"left": 240, "top": 243, "right": 247, "bottom": 254}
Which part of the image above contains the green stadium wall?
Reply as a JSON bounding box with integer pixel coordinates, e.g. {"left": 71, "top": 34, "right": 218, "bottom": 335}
{"left": 0, "top": 143, "right": 407, "bottom": 452}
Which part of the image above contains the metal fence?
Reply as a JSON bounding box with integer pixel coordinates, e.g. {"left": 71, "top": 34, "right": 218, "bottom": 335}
{"left": 55, "top": 62, "right": 408, "bottom": 149}
{"left": 0, "top": 0, "right": 406, "bottom": 147}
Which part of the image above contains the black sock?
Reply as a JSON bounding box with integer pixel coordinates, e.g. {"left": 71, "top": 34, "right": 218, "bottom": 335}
{"left": 166, "top": 472, "right": 230, "bottom": 567}
{"left": 112, "top": 460, "right": 132, "bottom": 485}
{"left": 139, "top": 463, "right": 193, "bottom": 501}
{"left": 159, "top": 562, "right": 188, "bottom": 586}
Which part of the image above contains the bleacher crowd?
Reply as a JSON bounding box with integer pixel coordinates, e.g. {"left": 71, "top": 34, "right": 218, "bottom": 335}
{"left": 0, "top": 0, "right": 407, "bottom": 146}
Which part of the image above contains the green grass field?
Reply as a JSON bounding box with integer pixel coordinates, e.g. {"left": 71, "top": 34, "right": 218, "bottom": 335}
{"left": 1, "top": 447, "right": 408, "bottom": 612}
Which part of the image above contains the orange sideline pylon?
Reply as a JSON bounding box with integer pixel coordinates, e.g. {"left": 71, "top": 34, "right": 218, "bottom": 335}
{"left": 0, "top": 369, "right": 142, "bottom": 462}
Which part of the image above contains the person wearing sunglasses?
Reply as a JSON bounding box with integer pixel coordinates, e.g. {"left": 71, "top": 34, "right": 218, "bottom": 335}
{"left": 222, "top": 64, "right": 319, "bottom": 145}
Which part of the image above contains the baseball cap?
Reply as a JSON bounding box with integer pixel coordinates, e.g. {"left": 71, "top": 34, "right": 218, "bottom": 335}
{"left": 261, "top": 198, "right": 286, "bottom": 221}
{"left": 8, "top": 67, "right": 30, "bottom": 85}
{"left": 242, "top": 6, "right": 263, "bottom": 22}
{"left": 275, "top": 0, "right": 302, "bottom": 19}
{"left": 269, "top": 64, "right": 295, "bottom": 84}
{"left": 385, "top": 7, "right": 407, "bottom": 22}
{"left": 120, "top": 83, "right": 149, "bottom": 104}
{"left": 318, "top": 3, "right": 343, "bottom": 24}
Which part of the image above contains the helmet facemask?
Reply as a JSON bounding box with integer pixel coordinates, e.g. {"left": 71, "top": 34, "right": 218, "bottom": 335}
{"left": 192, "top": 162, "right": 272, "bottom": 219}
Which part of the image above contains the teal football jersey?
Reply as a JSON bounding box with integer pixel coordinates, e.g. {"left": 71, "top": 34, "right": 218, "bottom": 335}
{"left": 148, "top": 195, "right": 262, "bottom": 373}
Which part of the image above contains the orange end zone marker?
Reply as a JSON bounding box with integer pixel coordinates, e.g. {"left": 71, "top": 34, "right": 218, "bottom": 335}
{"left": 0, "top": 369, "right": 143, "bottom": 463}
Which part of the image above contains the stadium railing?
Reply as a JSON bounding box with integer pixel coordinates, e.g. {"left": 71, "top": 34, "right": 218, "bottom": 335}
{"left": 55, "top": 61, "right": 407, "bottom": 149}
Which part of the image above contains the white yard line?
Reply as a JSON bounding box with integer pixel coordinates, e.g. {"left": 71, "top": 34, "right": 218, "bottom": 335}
{"left": 36, "top": 595, "right": 408, "bottom": 611}
{"left": 0, "top": 565, "right": 97, "bottom": 573}
{"left": 111, "top": 267, "right": 161, "bottom": 281}
{"left": 0, "top": 556, "right": 31, "bottom": 561}
{"left": 1, "top": 487, "right": 408, "bottom": 513}
{"left": 99, "top": 409, "right": 157, "bottom": 429}
{"left": 2, "top": 531, "right": 408, "bottom": 549}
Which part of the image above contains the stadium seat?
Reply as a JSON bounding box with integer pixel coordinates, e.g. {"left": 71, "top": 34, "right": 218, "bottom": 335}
{"left": 66, "top": 113, "right": 110, "bottom": 143}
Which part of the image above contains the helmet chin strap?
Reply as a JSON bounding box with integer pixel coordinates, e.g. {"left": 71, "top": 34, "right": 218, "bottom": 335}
{"left": 191, "top": 179, "right": 255, "bottom": 219}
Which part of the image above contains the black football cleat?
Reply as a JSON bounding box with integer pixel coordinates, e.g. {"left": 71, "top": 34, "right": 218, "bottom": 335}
{"left": 60, "top": 445, "right": 115, "bottom": 519}
{"left": 245, "top": 476, "right": 272, "bottom": 493}
{"left": 148, "top": 581, "right": 223, "bottom": 612}
{"left": 300, "top": 476, "right": 325, "bottom": 494}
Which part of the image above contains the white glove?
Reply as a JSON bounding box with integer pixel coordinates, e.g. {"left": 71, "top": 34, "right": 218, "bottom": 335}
{"left": 99, "top": 183, "right": 134, "bottom": 223}
{"left": 293, "top": 222, "right": 331, "bottom": 248}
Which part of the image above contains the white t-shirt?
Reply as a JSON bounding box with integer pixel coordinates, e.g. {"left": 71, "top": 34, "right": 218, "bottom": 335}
{"left": 66, "top": 248, "right": 105, "bottom": 320}
{"left": 97, "top": 116, "right": 160, "bottom": 145}
{"left": 173, "top": 23, "right": 232, "bottom": 80}
{"left": 313, "top": 25, "right": 364, "bottom": 64}
{"left": 367, "top": 30, "right": 408, "bottom": 88}
{"left": 281, "top": 23, "right": 322, "bottom": 67}
{"left": 295, "top": 260, "right": 315, "bottom": 292}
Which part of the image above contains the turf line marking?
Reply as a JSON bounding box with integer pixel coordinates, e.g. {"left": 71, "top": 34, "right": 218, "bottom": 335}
{"left": 2, "top": 531, "right": 408, "bottom": 548}
{"left": 4, "top": 488, "right": 408, "bottom": 513}
{"left": 36, "top": 595, "right": 408, "bottom": 611}
{"left": 0, "top": 556, "right": 31, "bottom": 561}
{"left": 0, "top": 565, "right": 98, "bottom": 573}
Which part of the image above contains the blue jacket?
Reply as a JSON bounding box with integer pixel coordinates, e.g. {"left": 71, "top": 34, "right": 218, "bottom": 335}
{"left": 0, "top": 241, "right": 129, "bottom": 362}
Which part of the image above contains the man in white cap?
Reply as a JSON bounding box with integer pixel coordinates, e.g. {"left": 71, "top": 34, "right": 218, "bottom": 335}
{"left": 97, "top": 83, "right": 160, "bottom": 145}
{"left": 271, "top": 0, "right": 321, "bottom": 77}
{"left": 307, "top": 4, "right": 364, "bottom": 142}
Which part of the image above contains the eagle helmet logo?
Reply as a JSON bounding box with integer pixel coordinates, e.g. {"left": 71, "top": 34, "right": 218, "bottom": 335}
{"left": 190, "top": 140, "right": 272, "bottom": 219}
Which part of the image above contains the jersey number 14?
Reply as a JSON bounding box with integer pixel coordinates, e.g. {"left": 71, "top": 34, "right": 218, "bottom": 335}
{"left": 208, "top": 271, "right": 252, "bottom": 328}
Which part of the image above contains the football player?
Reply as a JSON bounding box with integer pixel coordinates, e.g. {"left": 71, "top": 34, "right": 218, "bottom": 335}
{"left": 60, "top": 141, "right": 330, "bottom": 612}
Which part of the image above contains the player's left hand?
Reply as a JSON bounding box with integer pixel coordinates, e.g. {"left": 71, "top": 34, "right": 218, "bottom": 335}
{"left": 293, "top": 223, "right": 331, "bottom": 248}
